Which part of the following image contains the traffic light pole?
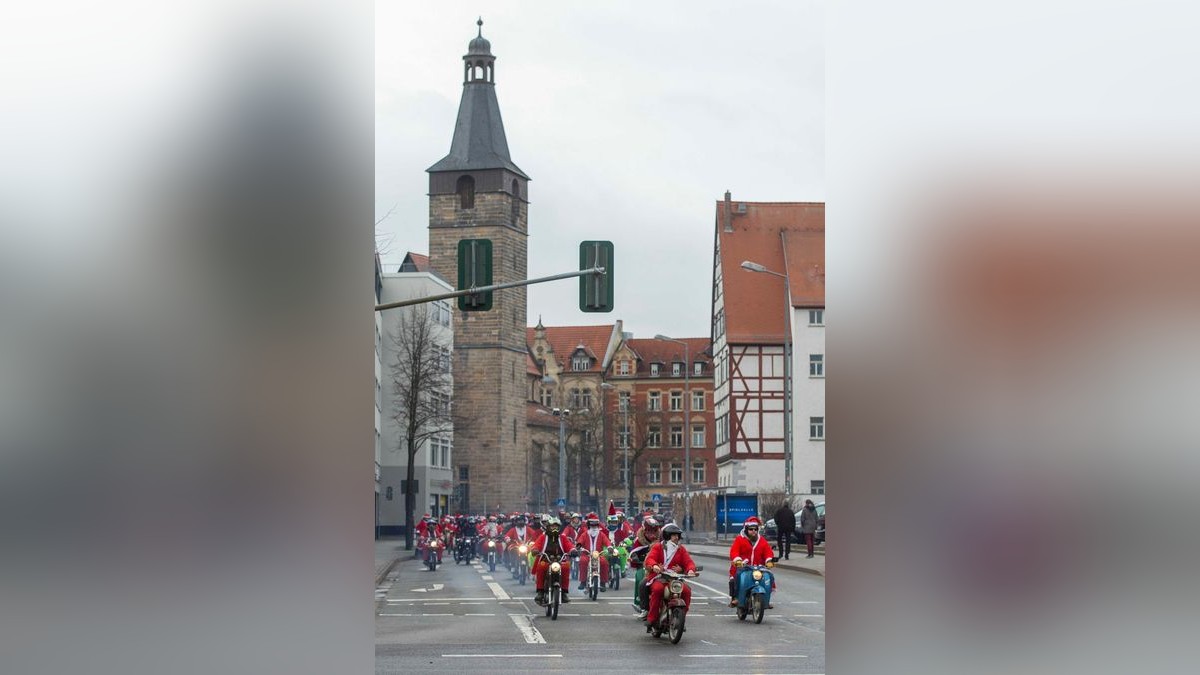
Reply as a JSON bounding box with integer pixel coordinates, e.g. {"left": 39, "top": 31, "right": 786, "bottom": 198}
{"left": 374, "top": 267, "right": 606, "bottom": 312}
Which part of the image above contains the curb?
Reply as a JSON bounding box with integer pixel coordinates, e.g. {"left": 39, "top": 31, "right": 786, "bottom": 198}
{"left": 690, "top": 550, "right": 824, "bottom": 578}
{"left": 375, "top": 557, "right": 399, "bottom": 586}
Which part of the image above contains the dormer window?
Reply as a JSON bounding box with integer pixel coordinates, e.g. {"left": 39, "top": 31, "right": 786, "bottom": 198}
{"left": 650, "top": 363, "right": 660, "bottom": 376}
{"left": 572, "top": 355, "right": 591, "bottom": 371}
{"left": 672, "top": 362, "right": 682, "bottom": 377}
{"left": 693, "top": 361, "right": 703, "bottom": 376}
{"left": 617, "top": 360, "right": 631, "bottom": 376}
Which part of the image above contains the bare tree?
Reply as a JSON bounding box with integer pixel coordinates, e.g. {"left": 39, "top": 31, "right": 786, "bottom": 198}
{"left": 388, "top": 304, "right": 453, "bottom": 551}
{"left": 605, "top": 403, "right": 665, "bottom": 514}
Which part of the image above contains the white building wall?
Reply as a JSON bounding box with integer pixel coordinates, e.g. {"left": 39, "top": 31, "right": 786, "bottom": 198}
{"left": 792, "top": 307, "right": 825, "bottom": 500}
{"left": 377, "top": 271, "right": 455, "bottom": 533}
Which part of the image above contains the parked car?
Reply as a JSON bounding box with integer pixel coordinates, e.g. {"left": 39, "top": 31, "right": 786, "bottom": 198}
{"left": 814, "top": 502, "right": 825, "bottom": 544}
{"left": 764, "top": 518, "right": 778, "bottom": 540}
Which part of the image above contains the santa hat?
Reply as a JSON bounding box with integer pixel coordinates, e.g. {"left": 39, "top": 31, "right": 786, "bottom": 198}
{"left": 608, "top": 500, "right": 617, "bottom": 517}
{"left": 744, "top": 516, "right": 762, "bottom": 528}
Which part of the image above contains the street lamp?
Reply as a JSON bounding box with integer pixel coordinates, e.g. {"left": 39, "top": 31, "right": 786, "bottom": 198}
{"left": 539, "top": 375, "right": 572, "bottom": 512}
{"left": 740, "top": 255, "right": 794, "bottom": 501}
{"left": 655, "top": 333, "right": 691, "bottom": 543}
{"left": 600, "top": 382, "right": 629, "bottom": 514}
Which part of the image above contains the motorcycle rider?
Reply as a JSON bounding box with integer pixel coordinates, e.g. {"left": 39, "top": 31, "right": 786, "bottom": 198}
{"left": 503, "top": 514, "right": 534, "bottom": 571}
{"left": 612, "top": 511, "right": 635, "bottom": 547}
{"left": 575, "top": 512, "right": 612, "bottom": 592}
{"left": 531, "top": 516, "right": 575, "bottom": 605}
{"left": 727, "top": 515, "right": 776, "bottom": 607}
{"left": 643, "top": 523, "right": 697, "bottom": 630}
{"left": 562, "top": 513, "right": 583, "bottom": 542}
{"left": 630, "top": 516, "right": 662, "bottom": 616}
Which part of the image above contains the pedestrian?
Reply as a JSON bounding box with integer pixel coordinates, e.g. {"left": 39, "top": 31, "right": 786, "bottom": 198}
{"left": 799, "top": 499, "right": 819, "bottom": 558}
{"left": 774, "top": 501, "right": 797, "bottom": 560}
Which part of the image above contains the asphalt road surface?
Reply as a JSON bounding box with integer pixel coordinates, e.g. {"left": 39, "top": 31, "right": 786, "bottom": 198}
{"left": 376, "top": 546, "right": 824, "bottom": 674}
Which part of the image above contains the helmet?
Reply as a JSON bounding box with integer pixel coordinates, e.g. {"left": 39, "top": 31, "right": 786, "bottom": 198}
{"left": 488, "top": 515, "right": 497, "bottom": 522}
{"left": 607, "top": 514, "right": 620, "bottom": 524}
{"left": 570, "top": 512, "right": 582, "bottom": 521}
{"left": 545, "top": 516, "right": 562, "bottom": 531}
{"left": 662, "top": 523, "right": 683, "bottom": 540}
{"left": 616, "top": 511, "right": 627, "bottom": 520}
{"left": 643, "top": 516, "right": 660, "bottom": 530}
{"left": 514, "top": 515, "right": 526, "bottom": 525}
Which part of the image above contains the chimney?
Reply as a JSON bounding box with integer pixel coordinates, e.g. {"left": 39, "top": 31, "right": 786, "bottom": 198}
{"left": 723, "top": 190, "right": 733, "bottom": 232}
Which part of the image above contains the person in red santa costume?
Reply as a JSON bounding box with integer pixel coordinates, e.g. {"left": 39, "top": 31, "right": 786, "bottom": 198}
{"left": 727, "top": 515, "right": 776, "bottom": 607}
{"left": 643, "top": 522, "right": 698, "bottom": 629}
{"left": 530, "top": 517, "right": 576, "bottom": 605}
{"left": 574, "top": 512, "right": 612, "bottom": 591}
{"left": 502, "top": 514, "right": 535, "bottom": 570}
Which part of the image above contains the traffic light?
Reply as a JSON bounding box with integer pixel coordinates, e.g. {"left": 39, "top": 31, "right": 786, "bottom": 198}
{"left": 579, "top": 240, "right": 614, "bottom": 312}
{"left": 457, "top": 239, "right": 493, "bottom": 311}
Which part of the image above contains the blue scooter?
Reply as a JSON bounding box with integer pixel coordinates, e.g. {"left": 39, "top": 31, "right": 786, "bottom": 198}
{"left": 733, "top": 557, "right": 777, "bottom": 624}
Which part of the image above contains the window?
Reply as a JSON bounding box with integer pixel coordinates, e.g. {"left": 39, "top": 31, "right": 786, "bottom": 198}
{"left": 459, "top": 466, "right": 469, "bottom": 481}
{"left": 672, "top": 362, "right": 682, "bottom": 377}
{"left": 431, "top": 392, "right": 450, "bottom": 416}
{"left": 618, "top": 465, "right": 629, "bottom": 485}
{"left": 669, "top": 425, "right": 683, "bottom": 448}
{"left": 647, "top": 462, "right": 661, "bottom": 485}
{"left": 692, "top": 462, "right": 706, "bottom": 485}
{"left": 693, "top": 361, "right": 703, "bottom": 376}
{"left": 456, "top": 175, "right": 475, "bottom": 209}
{"left": 691, "top": 424, "right": 705, "bottom": 449}
{"left": 669, "top": 463, "right": 683, "bottom": 485}
{"left": 810, "top": 480, "right": 825, "bottom": 495}
{"left": 809, "top": 309, "right": 824, "bottom": 326}
{"left": 572, "top": 355, "right": 590, "bottom": 371}
{"left": 647, "top": 391, "right": 661, "bottom": 412}
{"left": 618, "top": 360, "right": 630, "bottom": 376}
{"left": 619, "top": 424, "right": 630, "bottom": 449}
{"left": 648, "top": 425, "right": 661, "bottom": 448}
{"left": 541, "top": 387, "right": 554, "bottom": 407}
{"left": 618, "top": 391, "right": 630, "bottom": 412}
{"left": 511, "top": 179, "right": 520, "bottom": 226}
{"left": 375, "top": 378, "right": 382, "bottom": 411}
{"left": 433, "top": 300, "right": 451, "bottom": 327}
{"left": 650, "top": 363, "right": 660, "bottom": 376}
{"left": 438, "top": 346, "right": 451, "bottom": 373}
{"left": 692, "top": 390, "right": 705, "bottom": 411}
{"left": 809, "top": 354, "right": 824, "bottom": 377}
{"left": 582, "top": 389, "right": 592, "bottom": 409}
{"left": 669, "top": 391, "right": 683, "bottom": 411}
{"left": 810, "top": 416, "right": 825, "bottom": 440}
{"left": 582, "top": 429, "right": 593, "bottom": 446}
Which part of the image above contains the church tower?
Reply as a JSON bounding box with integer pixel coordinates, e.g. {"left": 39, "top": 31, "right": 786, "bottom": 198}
{"left": 427, "top": 19, "right": 530, "bottom": 514}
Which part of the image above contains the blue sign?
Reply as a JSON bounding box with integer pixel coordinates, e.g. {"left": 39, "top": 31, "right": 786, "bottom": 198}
{"left": 716, "top": 493, "right": 759, "bottom": 534}
{"left": 651, "top": 493, "right": 662, "bottom": 503}
{"left": 555, "top": 498, "right": 567, "bottom": 507}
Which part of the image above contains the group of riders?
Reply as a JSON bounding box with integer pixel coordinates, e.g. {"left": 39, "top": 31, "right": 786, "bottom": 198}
{"left": 413, "top": 507, "right": 781, "bottom": 629}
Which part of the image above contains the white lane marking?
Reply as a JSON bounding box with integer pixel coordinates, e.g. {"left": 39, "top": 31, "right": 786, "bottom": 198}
{"left": 423, "top": 602, "right": 449, "bottom": 605}
{"left": 459, "top": 602, "right": 485, "bottom": 605}
{"left": 689, "top": 579, "right": 734, "bottom": 598}
{"left": 422, "top": 613, "right": 453, "bottom": 616}
{"left": 591, "top": 613, "right": 622, "bottom": 616}
{"left": 681, "top": 655, "right": 808, "bottom": 658}
{"left": 481, "top": 575, "right": 494, "bottom": 581}
{"left": 508, "top": 614, "right": 546, "bottom": 644}
{"left": 487, "top": 582, "right": 511, "bottom": 600}
{"left": 442, "top": 654, "right": 561, "bottom": 658}
{"left": 794, "top": 614, "right": 824, "bottom": 617}
{"left": 388, "top": 597, "right": 498, "bottom": 602}
{"left": 464, "top": 613, "right": 495, "bottom": 616}
{"left": 379, "top": 613, "right": 413, "bottom": 616}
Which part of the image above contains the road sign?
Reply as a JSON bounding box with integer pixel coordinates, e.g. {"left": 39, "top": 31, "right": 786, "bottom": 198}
{"left": 579, "top": 240, "right": 614, "bottom": 312}
{"left": 651, "top": 493, "right": 662, "bottom": 503}
{"left": 555, "top": 498, "right": 567, "bottom": 507}
{"left": 457, "top": 239, "right": 493, "bottom": 311}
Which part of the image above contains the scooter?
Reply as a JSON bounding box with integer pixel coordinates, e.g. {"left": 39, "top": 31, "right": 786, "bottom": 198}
{"left": 587, "top": 549, "right": 603, "bottom": 600}
{"left": 733, "top": 557, "right": 776, "bottom": 624}
{"left": 646, "top": 567, "right": 702, "bottom": 644}
{"left": 514, "top": 543, "right": 530, "bottom": 585}
{"left": 604, "top": 542, "right": 626, "bottom": 591}
{"left": 535, "top": 550, "right": 579, "bottom": 621}
{"left": 422, "top": 537, "right": 441, "bottom": 572}
{"left": 483, "top": 537, "right": 501, "bottom": 573}
{"left": 455, "top": 534, "right": 476, "bottom": 565}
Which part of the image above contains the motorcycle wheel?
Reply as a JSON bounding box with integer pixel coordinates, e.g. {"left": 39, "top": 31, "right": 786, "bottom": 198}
{"left": 589, "top": 579, "right": 598, "bottom": 601}
{"left": 753, "top": 594, "right": 765, "bottom": 624}
{"left": 736, "top": 599, "right": 748, "bottom": 621}
{"left": 519, "top": 566, "right": 527, "bottom": 586}
{"left": 669, "top": 607, "right": 685, "bottom": 644}
{"left": 489, "top": 559, "right": 496, "bottom": 573}
{"left": 611, "top": 566, "right": 620, "bottom": 591}
{"left": 550, "top": 587, "right": 559, "bottom": 621}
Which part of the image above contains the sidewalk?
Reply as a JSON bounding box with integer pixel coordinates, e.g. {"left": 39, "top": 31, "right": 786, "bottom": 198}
{"left": 375, "top": 537, "right": 406, "bottom": 585}
{"left": 685, "top": 534, "right": 824, "bottom": 578}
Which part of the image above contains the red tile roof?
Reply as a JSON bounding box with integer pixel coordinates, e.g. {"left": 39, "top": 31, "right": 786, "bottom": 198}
{"left": 525, "top": 324, "right": 616, "bottom": 374}
{"left": 526, "top": 402, "right": 559, "bottom": 429}
{"left": 402, "top": 252, "right": 431, "bottom": 273}
{"left": 624, "top": 337, "right": 712, "bottom": 375}
{"left": 716, "top": 201, "right": 824, "bottom": 344}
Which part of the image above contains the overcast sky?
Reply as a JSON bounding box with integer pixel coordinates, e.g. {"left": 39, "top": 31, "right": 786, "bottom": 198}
{"left": 376, "top": 2, "right": 824, "bottom": 340}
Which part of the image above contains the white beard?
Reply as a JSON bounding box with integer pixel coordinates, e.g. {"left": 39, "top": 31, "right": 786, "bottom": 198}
{"left": 588, "top": 527, "right": 599, "bottom": 536}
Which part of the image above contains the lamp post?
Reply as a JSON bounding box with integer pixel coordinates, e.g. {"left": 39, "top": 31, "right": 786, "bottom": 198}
{"left": 655, "top": 334, "right": 691, "bottom": 543}
{"left": 553, "top": 408, "right": 570, "bottom": 509}
{"left": 601, "top": 382, "right": 630, "bottom": 513}
{"left": 740, "top": 256, "right": 794, "bottom": 501}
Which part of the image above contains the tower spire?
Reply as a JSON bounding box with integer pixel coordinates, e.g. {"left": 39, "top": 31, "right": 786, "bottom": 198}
{"left": 477, "top": 17, "right": 483, "bottom": 38}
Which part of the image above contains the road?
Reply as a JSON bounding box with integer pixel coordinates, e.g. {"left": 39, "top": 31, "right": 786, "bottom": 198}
{"left": 375, "top": 546, "right": 824, "bottom": 674}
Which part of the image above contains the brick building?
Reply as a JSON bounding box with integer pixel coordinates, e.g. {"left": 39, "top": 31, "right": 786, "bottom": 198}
{"left": 425, "top": 22, "right": 531, "bottom": 513}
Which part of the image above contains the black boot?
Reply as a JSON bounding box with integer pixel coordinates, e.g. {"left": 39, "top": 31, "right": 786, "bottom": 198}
{"left": 535, "top": 590, "right": 546, "bottom": 605}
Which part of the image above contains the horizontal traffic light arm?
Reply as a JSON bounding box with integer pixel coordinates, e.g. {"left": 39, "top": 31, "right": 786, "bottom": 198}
{"left": 374, "top": 266, "right": 606, "bottom": 312}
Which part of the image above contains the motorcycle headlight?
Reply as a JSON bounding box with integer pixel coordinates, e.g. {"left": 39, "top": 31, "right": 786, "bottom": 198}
{"left": 752, "top": 570, "right": 763, "bottom": 581}
{"left": 487, "top": 541, "right": 495, "bottom": 548}
{"left": 519, "top": 545, "right": 528, "bottom": 554}
{"left": 431, "top": 541, "right": 438, "bottom": 548}
{"left": 550, "top": 562, "right": 561, "bottom": 573}
{"left": 591, "top": 550, "right": 599, "bottom": 557}
{"left": 669, "top": 580, "right": 683, "bottom": 595}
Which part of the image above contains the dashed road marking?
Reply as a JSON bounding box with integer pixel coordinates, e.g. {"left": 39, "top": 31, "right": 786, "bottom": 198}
{"left": 508, "top": 614, "right": 546, "bottom": 644}
{"left": 487, "top": 582, "right": 511, "bottom": 600}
